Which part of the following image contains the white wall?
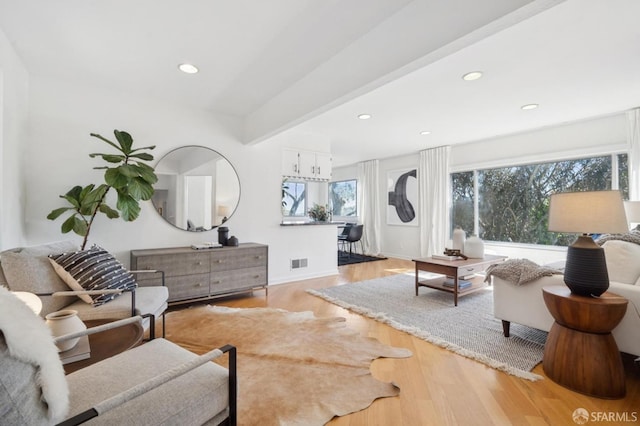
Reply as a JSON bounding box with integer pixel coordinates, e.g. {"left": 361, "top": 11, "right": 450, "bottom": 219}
{"left": 24, "top": 75, "right": 338, "bottom": 284}
{"left": 332, "top": 113, "right": 629, "bottom": 264}
{"left": 0, "top": 26, "right": 29, "bottom": 250}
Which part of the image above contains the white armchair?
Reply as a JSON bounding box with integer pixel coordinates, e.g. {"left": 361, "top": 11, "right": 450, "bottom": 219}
{"left": 492, "top": 240, "right": 640, "bottom": 357}
{"left": 0, "top": 287, "right": 236, "bottom": 425}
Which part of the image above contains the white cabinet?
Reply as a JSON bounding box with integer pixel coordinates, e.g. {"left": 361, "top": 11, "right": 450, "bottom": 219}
{"left": 282, "top": 149, "right": 332, "bottom": 180}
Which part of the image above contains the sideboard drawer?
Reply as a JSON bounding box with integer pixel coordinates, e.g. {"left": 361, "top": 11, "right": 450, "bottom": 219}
{"left": 210, "top": 267, "right": 267, "bottom": 293}
{"left": 210, "top": 247, "right": 268, "bottom": 272}
{"left": 135, "top": 252, "right": 210, "bottom": 276}
{"left": 166, "top": 273, "right": 210, "bottom": 301}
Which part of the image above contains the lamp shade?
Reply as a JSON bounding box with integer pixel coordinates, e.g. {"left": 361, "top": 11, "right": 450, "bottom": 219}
{"left": 548, "top": 190, "right": 628, "bottom": 234}
{"left": 12, "top": 291, "right": 43, "bottom": 315}
{"left": 548, "top": 190, "right": 628, "bottom": 297}
{"left": 624, "top": 201, "right": 640, "bottom": 226}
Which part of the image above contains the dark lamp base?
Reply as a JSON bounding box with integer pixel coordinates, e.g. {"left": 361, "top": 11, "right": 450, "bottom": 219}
{"left": 563, "top": 236, "right": 609, "bottom": 297}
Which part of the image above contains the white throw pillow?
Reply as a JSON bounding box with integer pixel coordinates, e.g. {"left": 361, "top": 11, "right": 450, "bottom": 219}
{"left": 602, "top": 240, "right": 640, "bottom": 285}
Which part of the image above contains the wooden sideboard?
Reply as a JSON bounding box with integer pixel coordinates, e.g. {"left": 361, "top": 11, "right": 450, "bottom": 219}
{"left": 130, "top": 243, "right": 268, "bottom": 304}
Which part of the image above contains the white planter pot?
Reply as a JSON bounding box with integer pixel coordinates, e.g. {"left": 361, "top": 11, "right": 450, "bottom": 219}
{"left": 45, "top": 309, "right": 87, "bottom": 352}
{"left": 464, "top": 235, "right": 485, "bottom": 258}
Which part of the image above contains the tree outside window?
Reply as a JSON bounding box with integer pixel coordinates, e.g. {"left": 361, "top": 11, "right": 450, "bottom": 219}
{"left": 451, "top": 154, "right": 628, "bottom": 246}
{"left": 282, "top": 180, "right": 306, "bottom": 216}
{"left": 329, "top": 179, "right": 357, "bottom": 217}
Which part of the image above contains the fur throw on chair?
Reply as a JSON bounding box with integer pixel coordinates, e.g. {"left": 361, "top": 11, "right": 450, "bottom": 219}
{"left": 0, "top": 286, "right": 69, "bottom": 422}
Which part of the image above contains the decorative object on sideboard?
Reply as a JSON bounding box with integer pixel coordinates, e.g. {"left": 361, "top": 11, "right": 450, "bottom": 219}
{"left": 452, "top": 227, "right": 466, "bottom": 252}
{"left": 218, "top": 226, "right": 229, "bottom": 245}
{"left": 227, "top": 236, "right": 239, "bottom": 246}
{"left": 45, "top": 309, "right": 87, "bottom": 352}
{"left": 46, "top": 130, "right": 157, "bottom": 250}
{"left": 464, "top": 235, "right": 485, "bottom": 258}
{"left": 548, "top": 190, "right": 629, "bottom": 297}
{"left": 152, "top": 145, "right": 240, "bottom": 232}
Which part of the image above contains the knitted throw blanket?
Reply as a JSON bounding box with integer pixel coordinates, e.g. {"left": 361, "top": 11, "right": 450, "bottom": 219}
{"left": 595, "top": 229, "right": 640, "bottom": 246}
{"left": 485, "top": 259, "right": 562, "bottom": 286}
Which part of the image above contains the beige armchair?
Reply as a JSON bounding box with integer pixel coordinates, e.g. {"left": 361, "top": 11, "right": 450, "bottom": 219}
{"left": 0, "top": 241, "right": 168, "bottom": 338}
{"left": 0, "top": 287, "right": 236, "bottom": 425}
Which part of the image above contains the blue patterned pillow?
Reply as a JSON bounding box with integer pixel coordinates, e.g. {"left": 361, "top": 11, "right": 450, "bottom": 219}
{"left": 48, "top": 245, "right": 137, "bottom": 306}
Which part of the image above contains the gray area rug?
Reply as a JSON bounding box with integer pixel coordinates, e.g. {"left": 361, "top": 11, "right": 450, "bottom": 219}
{"left": 308, "top": 273, "right": 547, "bottom": 381}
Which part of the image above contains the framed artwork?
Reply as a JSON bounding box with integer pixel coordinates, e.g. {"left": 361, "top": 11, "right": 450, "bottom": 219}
{"left": 387, "top": 168, "right": 418, "bottom": 226}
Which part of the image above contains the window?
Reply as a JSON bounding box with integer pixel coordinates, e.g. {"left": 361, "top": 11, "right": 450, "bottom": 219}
{"left": 451, "top": 154, "right": 628, "bottom": 246}
{"left": 329, "top": 179, "right": 357, "bottom": 217}
{"left": 282, "top": 180, "right": 306, "bottom": 216}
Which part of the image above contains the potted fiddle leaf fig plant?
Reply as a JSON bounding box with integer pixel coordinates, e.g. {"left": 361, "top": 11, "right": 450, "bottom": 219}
{"left": 47, "top": 130, "right": 157, "bottom": 250}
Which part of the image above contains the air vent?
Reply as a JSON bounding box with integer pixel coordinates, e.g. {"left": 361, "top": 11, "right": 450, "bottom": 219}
{"left": 290, "top": 258, "right": 308, "bottom": 269}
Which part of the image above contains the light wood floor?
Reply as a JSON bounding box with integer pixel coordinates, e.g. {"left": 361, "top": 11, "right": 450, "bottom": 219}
{"left": 173, "top": 257, "right": 640, "bottom": 426}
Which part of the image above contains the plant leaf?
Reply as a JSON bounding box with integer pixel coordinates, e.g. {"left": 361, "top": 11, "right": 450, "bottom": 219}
{"left": 128, "top": 178, "right": 154, "bottom": 201}
{"left": 114, "top": 130, "right": 133, "bottom": 154}
{"left": 72, "top": 217, "right": 88, "bottom": 236}
{"left": 99, "top": 203, "right": 120, "bottom": 219}
{"left": 105, "top": 167, "right": 130, "bottom": 189}
{"left": 117, "top": 164, "right": 139, "bottom": 178}
{"left": 47, "top": 207, "right": 72, "bottom": 220}
{"left": 116, "top": 191, "right": 141, "bottom": 221}
{"left": 61, "top": 215, "right": 77, "bottom": 233}
{"left": 131, "top": 164, "right": 158, "bottom": 184}
{"left": 90, "top": 133, "right": 121, "bottom": 152}
{"left": 128, "top": 152, "right": 154, "bottom": 161}
{"left": 89, "top": 153, "right": 124, "bottom": 163}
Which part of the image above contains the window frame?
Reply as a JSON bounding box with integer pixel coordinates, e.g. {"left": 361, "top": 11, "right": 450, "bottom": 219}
{"left": 451, "top": 152, "right": 629, "bottom": 246}
{"left": 328, "top": 179, "right": 358, "bottom": 219}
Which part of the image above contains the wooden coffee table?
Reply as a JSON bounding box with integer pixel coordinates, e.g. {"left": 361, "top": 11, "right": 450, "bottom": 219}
{"left": 63, "top": 318, "right": 144, "bottom": 374}
{"left": 412, "top": 254, "right": 506, "bottom": 306}
{"left": 542, "top": 285, "right": 628, "bottom": 398}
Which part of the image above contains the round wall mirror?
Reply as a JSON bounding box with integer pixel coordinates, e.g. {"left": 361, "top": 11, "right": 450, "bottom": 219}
{"left": 151, "top": 146, "right": 240, "bottom": 231}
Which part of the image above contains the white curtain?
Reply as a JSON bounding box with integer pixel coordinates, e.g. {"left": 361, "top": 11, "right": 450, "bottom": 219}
{"left": 627, "top": 108, "right": 640, "bottom": 200}
{"left": 357, "top": 160, "right": 381, "bottom": 255}
{"left": 419, "top": 146, "right": 451, "bottom": 258}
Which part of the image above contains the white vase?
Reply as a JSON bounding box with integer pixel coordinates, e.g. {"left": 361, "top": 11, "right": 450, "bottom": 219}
{"left": 464, "top": 235, "right": 485, "bottom": 258}
{"left": 452, "top": 227, "right": 466, "bottom": 252}
{"left": 45, "top": 309, "right": 87, "bottom": 352}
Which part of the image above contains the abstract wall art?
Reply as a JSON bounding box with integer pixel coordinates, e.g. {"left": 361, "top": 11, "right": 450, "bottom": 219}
{"left": 387, "top": 168, "right": 418, "bottom": 226}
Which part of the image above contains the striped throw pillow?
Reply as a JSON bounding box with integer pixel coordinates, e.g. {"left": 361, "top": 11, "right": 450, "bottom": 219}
{"left": 48, "top": 245, "right": 137, "bottom": 306}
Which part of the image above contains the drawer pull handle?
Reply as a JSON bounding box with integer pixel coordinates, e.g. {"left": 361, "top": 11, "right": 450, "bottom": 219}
{"left": 253, "top": 275, "right": 260, "bottom": 278}
{"left": 197, "top": 261, "right": 203, "bottom": 265}
{"left": 197, "top": 283, "right": 203, "bottom": 287}
{"left": 216, "top": 260, "right": 225, "bottom": 263}
{"left": 255, "top": 256, "right": 264, "bottom": 259}
{"left": 212, "top": 280, "right": 221, "bottom": 284}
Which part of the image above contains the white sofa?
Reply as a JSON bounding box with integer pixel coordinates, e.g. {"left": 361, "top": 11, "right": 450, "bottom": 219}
{"left": 493, "top": 240, "right": 640, "bottom": 357}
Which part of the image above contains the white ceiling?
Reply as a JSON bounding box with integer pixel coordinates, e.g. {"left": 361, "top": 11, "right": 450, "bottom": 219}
{"left": 1, "top": 0, "right": 639, "bottom": 167}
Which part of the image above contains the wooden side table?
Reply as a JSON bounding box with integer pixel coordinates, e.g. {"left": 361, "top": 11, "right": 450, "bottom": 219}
{"left": 542, "top": 286, "right": 628, "bottom": 399}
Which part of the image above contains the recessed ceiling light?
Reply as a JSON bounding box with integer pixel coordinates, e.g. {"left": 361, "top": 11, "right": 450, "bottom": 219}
{"left": 420, "top": 130, "right": 431, "bottom": 135}
{"left": 357, "top": 114, "right": 371, "bottom": 120}
{"left": 521, "top": 103, "right": 539, "bottom": 110}
{"left": 462, "top": 71, "right": 483, "bottom": 81}
{"left": 178, "top": 63, "right": 199, "bottom": 74}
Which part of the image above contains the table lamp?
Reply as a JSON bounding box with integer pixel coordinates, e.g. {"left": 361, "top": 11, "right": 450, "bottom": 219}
{"left": 12, "top": 291, "right": 43, "bottom": 315}
{"left": 624, "top": 200, "right": 640, "bottom": 230}
{"left": 217, "top": 205, "right": 230, "bottom": 223}
{"left": 548, "top": 190, "right": 628, "bottom": 297}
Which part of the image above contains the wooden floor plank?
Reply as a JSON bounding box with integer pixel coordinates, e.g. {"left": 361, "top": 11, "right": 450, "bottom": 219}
{"left": 167, "top": 257, "right": 640, "bottom": 425}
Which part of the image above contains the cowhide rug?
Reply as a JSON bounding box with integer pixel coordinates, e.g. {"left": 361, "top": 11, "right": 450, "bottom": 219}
{"left": 164, "top": 305, "right": 412, "bottom": 425}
